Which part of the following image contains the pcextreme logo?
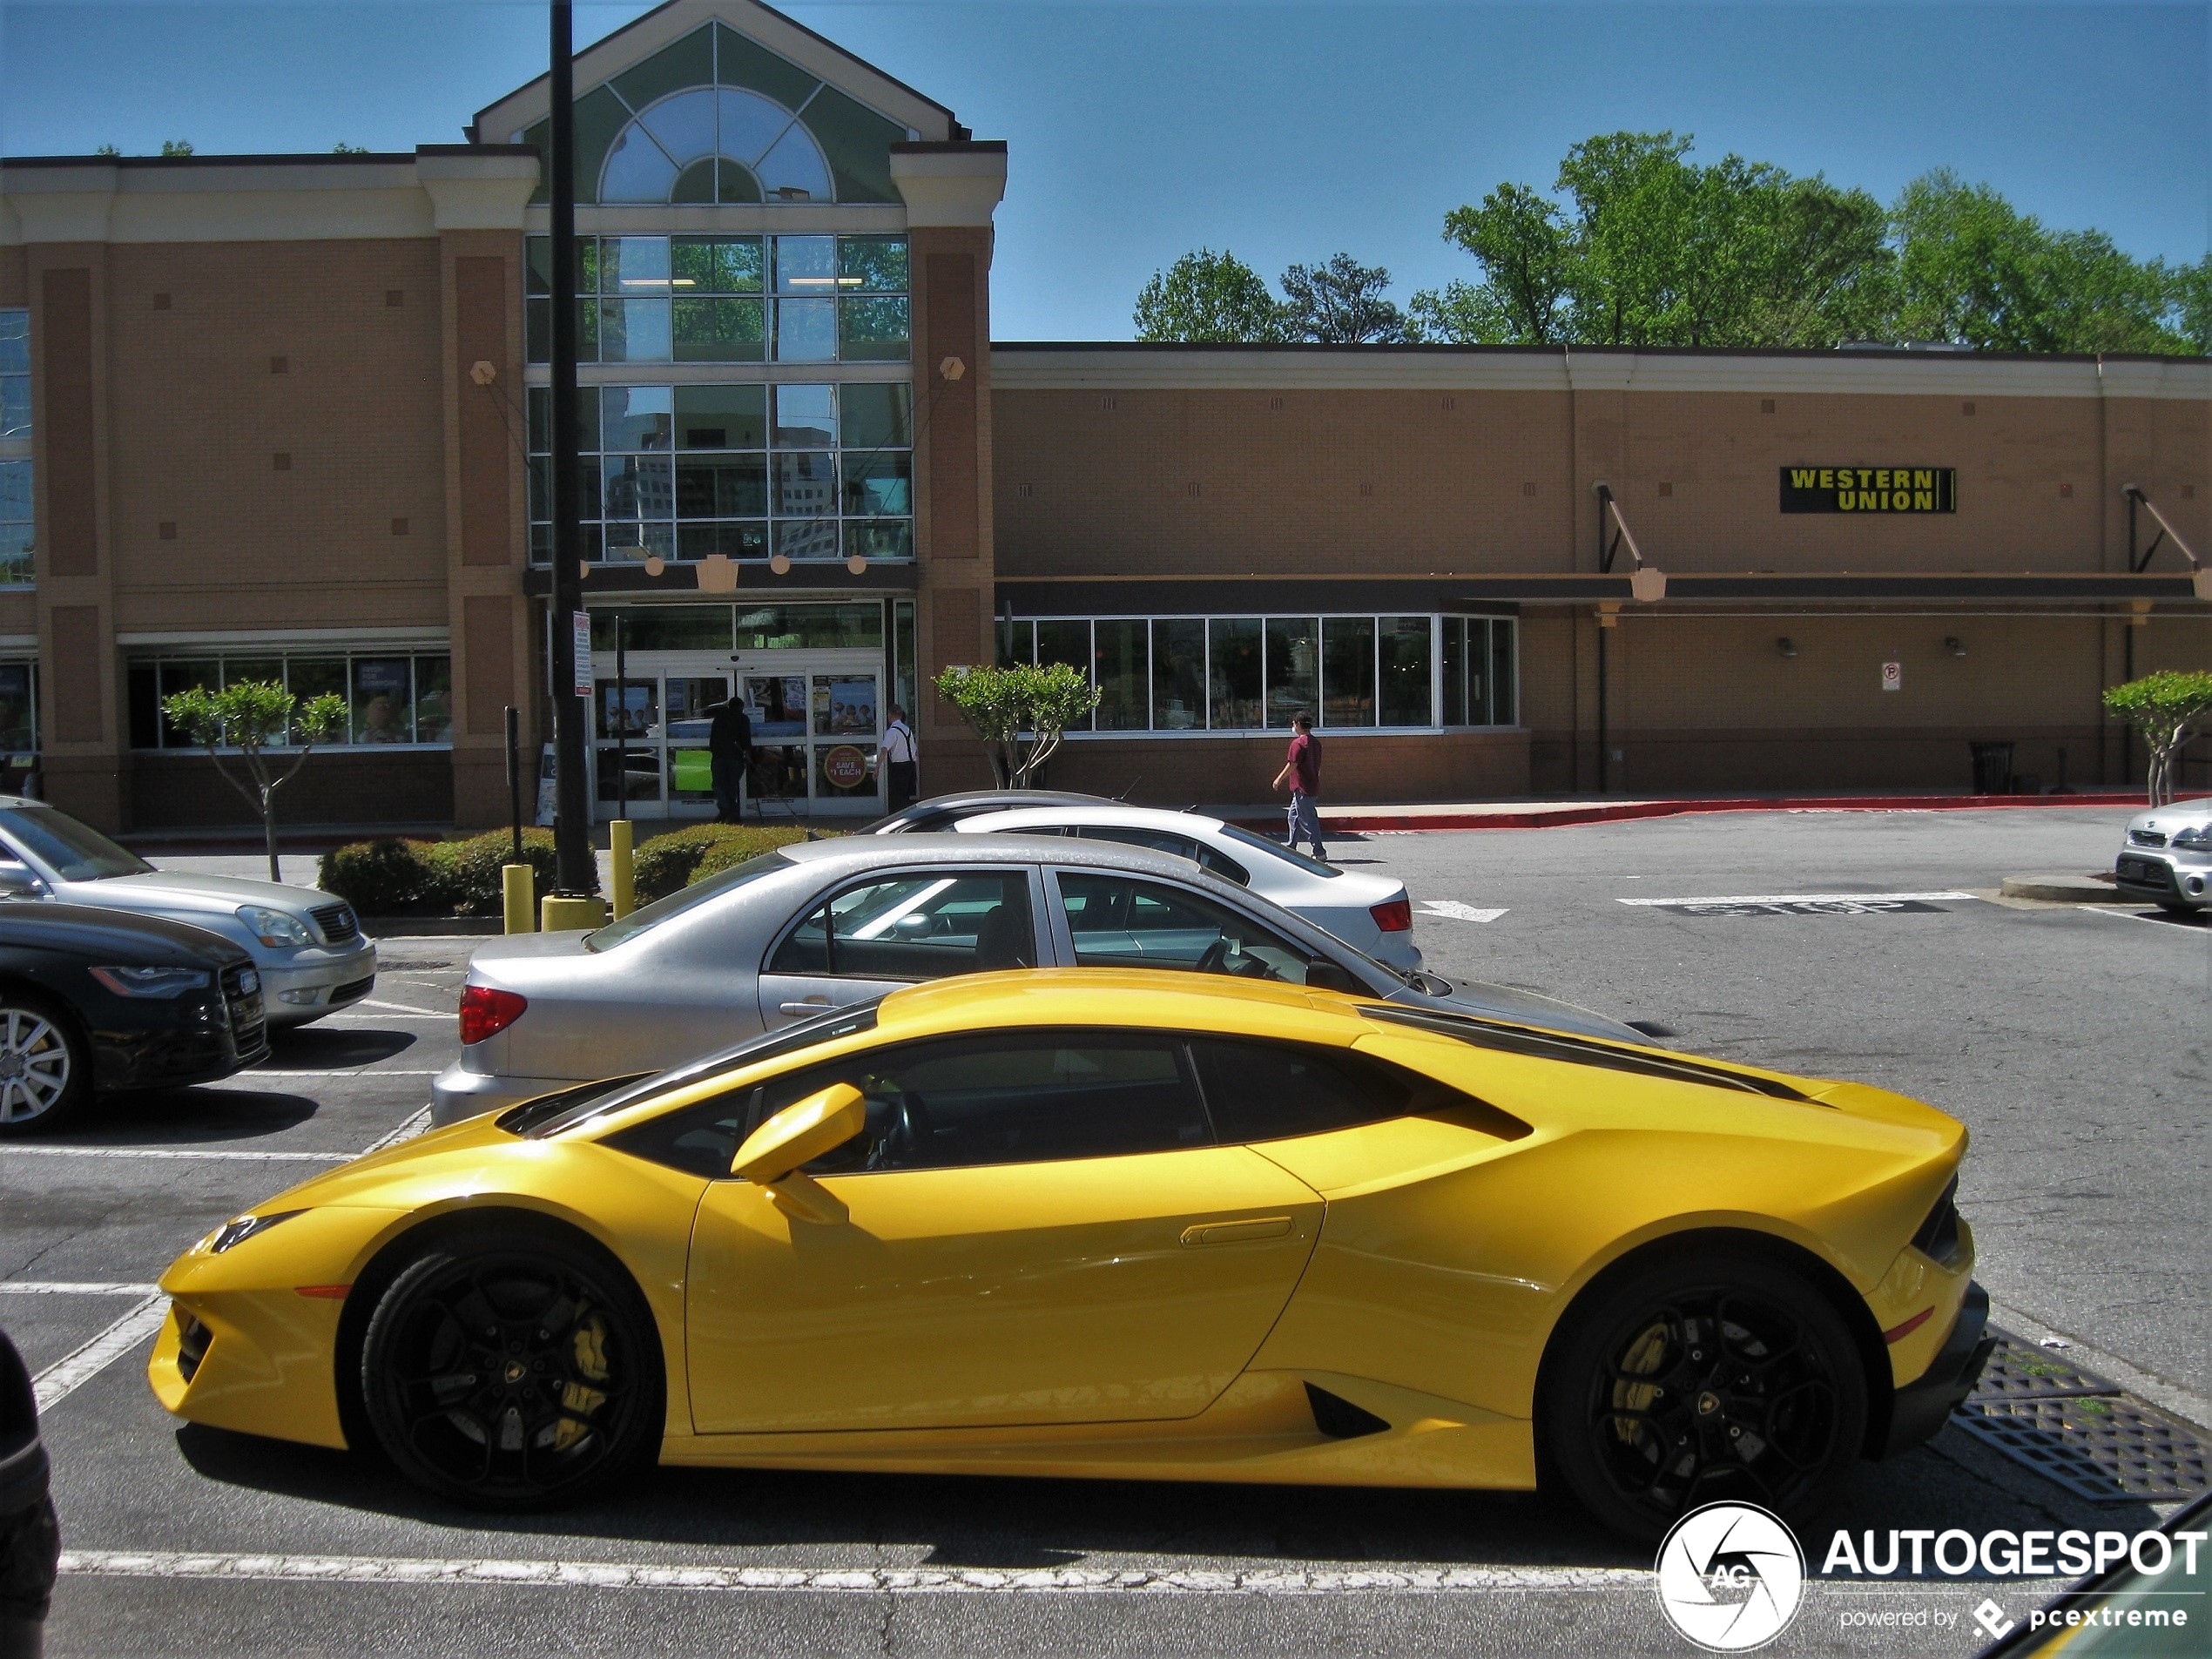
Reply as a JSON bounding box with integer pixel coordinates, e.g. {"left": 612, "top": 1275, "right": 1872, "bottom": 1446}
{"left": 1654, "top": 1502, "right": 1806, "bottom": 1652}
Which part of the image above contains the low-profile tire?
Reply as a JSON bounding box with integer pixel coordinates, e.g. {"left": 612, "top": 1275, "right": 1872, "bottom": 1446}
{"left": 0, "top": 995, "right": 91, "bottom": 1136}
{"left": 360, "top": 1229, "right": 664, "bottom": 1510}
{"left": 1539, "top": 1246, "right": 1868, "bottom": 1545}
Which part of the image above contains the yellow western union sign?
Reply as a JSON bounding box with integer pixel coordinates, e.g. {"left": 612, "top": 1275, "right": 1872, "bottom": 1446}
{"left": 1780, "top": 467, "right": 1956, "bottom": 514}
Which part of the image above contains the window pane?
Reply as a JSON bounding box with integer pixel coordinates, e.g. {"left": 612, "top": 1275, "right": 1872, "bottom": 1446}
{"left": 1264, "top": 617, "right": 1318, "bottom": 729}
{"left": 772, "top": 383, "right": 836, "bottom": 448}
{"left": 0, "top": 313, "right": 26, "bottom": 376}
{"left": 287, "top": 658, "right": 347, "bottom": 737}
{"left": 894, "top": 599, "right": 916, "bottom": 716}
{"left": 772, "top": 234, "right": 838, "bottom": 294}
{"left": 840, "top": 450, "right": 910, "bottom": 516}
{"left": 413, "top": 656, "right": 453, "bottom": 744}
{"left": 0, "top": 378, "right": 27, "bottom": 442}
{"left": 1491, "top": 620, "right": 1516, "bottom": 726}
{"left": 838, "top": 236, "right": 908, "bottom": 292}
{"left": 1320, "top": 617, "right": 1375, "bottom": 728}
{"left": 844, "top": 520, "right": 912, "bottom": 563}
{"left": 675, "top": 384, "right": 766, "bottom": 449}
{"left": 127, "top": 664, "right": 159, "bottom": 750}
{"left": 716, "top": 239, "right": 765, "bottom": 293}
{"left": 1189, "top": 1039, "right": 1412, "bottom": 1143}
{"left": 578, "top": 237, "right": 604, "bottom": 296}
{"left": 524, "top": 237, "right": 551, "bottom": 296}
{"left": 0, "top": 664, "right": 30, "bottom": 753}
{"left": 772, "top": 872, "right": 1034, "bottom": 980}
{"left": 675, "top": 455, "right": 766, "bottom": 519}
{"left": 772, "top": 452, "right": 836, "bottom": 517}
{"left": 839, "top": 296, "right": 909, "bottom": 361}
{"left": 813, "top": 672, "right": 878, "bottom": 738}
{"left": 1093, "top": 619, "right": 1148, "bottom": 732}
{"left": 157, "top": 661, "right": 219, "bottom": 747}
{"left": 223, "top": 658, "right": 282, "bottom": 692}
{"left": 526, "top": 297, "right": 549, "bottom": 364}
{"left": 602, "top": 235, "right": 672, "bottom": 290}
{"left": 0, "top": 529, "right": 30, "bottom": 587}
{"left": 1440, "top": 617, "right": 1466, "bottom": 726}
{"left": 1466, "top": 618, "right": 1488, "bottom": 725}
{"left": 1035, "top": 620, "right": 1089, "bottom": 672}
{"left": 772, "top": 297, "right": 836, "bottom": 361}
{"left": 1058, "top": 873, "right": 1312, "bottom": 983}
{"left": 599, "top": 299, "right": 671, "bottom": 362}
{"left": 352, "top": 658, "right": 413, "bottom": 744}
{"left": 1207, "top": 617, "right": 1261, "bottom": 729}
{"left": 673, "top": 296, "right": 765, "bottom": 362}
{"left": 734, "top": 604, "right": 880, "bottom": 651}
{"left": 1150, "top": 620, "right": 1204, "bottom": 731}
{"left": 600, "top": 385, "right": 672, "bottom": 452}
{"left": 773, "top": 519, "right": 840, "bottom": 561}
{"left": 0, "top": 462, "right": 29, "bottom": 522}
{"left": 604, "top": 456, "right": 674, "bottom": 534}
{"left": 678, "top": 523, "right": 768, "bottom": 561}
{"left": 997, "top": 618, "right": 1035, "bottom": 668}
{"left": 840, "top": 382, "right": 911, "bottom": 451}
{"left": 1379, "top": 617, "right": 1433, "bottom": 727}
{"left": 591, "top": 605, "right": 734, "bottom": 652}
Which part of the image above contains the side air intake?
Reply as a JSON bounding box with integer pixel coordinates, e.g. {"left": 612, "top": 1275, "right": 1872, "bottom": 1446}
{"left": 1305, "top": 1383, "right": 1390, "bottom": 1440}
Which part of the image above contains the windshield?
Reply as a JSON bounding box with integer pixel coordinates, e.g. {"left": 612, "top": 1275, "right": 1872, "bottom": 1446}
{"left": 503, "top": 1001, "right": 883, "bottom": 1137}
{"left": 583, "top": 849, "right": 792, "bottom": 951}
{"left": 0, "top": 806, "right": 154, "bottom": 881}
{"left": 1217, "top": 823, "right": 1342, "bottom": 879}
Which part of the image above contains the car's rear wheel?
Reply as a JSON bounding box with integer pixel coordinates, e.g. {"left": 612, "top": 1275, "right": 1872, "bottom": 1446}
{"left": 360, "top": 1231, "right": 662, "bottom": 1509}
{"left": 1540, "top": 1248, "right": 1867, "bottom": 1543}
{"left": 0, "top": 996, "right": 89, "bottom": 1136}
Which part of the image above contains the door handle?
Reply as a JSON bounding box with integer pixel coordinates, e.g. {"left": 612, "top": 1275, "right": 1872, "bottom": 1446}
{"left": 779, "top": 1001, "right": 847, "bottom": 1017}
{"left": 1180, "top": 1216, "right": 1294, "bottom": 1247}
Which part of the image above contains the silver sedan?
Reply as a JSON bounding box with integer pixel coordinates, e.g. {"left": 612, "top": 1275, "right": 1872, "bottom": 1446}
{"left": 432, "top": 834, "right": 1641, "bottom": 1124}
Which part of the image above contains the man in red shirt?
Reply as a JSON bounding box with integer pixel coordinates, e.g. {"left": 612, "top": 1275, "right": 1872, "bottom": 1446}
{"left": 1271, "top": 711, "right": 1325, "bottom": 861}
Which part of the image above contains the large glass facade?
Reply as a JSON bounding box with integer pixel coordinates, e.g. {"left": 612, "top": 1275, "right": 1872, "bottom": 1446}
{"left": 999, "top": 615, "right": 1517, "bottom": 734}
{"left": 0, "top": 309, "right": 28, "bottom": 590}
{"left": 0, "top": 311, "right": 26, "bottom": 441}
{"left": 529, "top": 381, "right": 911, "bottom": 567}
{"left": 526, "top": 234, "right": 907, "bottom": 366}
{"left": 0, "top": 462, "right": 30, "bottom": 589}
{"left": 126, "top": 651, "right": 453, "bottom": 751}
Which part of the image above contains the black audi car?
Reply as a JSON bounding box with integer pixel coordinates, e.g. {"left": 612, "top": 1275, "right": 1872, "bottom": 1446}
{"left": 0, "top": 905, "right": 268, "bottom": 1133}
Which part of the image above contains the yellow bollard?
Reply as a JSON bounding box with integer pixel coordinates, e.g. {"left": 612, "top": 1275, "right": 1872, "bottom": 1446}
{"left": 610, "top": 819, "right": 635, "bottom": 920}
{"left": 541, "top": 894, "right": 608, "bottom": 932}
{"left": 502, "top": 863, "right": 536, "bottom": 934}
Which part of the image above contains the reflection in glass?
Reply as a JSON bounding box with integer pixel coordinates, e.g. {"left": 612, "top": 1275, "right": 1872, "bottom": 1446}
{"left": 599, "top": 299, "right": 672, "bottom": 363}
{"left": 756, "top": 126, "right": 833, "bottom": 200}
{"left": 1264, "top": 617, "right": 1318, "bottom": 728}
{"left": 843, "top": 520, "right": 911, "bottom": 563}
{"left": 673, "top": 297, "right": 764, "bottom": 362}
{"left": 676, "top": 455, "right": 767, "bottom": 518}
{"left": 772, "top": 298, "right": 836, "bottom": 362}
{"left": 590, "top": 606, "right": 734, "bottom": 653}
{"left": 1151, "top": 620, "right": 1205, "bottom": 730}
{"left": 1208, "top": 618, "right": 1261, "bottom": 729}
{"left": 413, "top": 656, "right": 454, "bottom": 744}
{"left": 840, "top": 382, "right": 910, "bottom": 449}
{"left": 773, "top": 236, "right": 837, "bottom": 293}
{"left": 1094, "top": 620, "right": 1148, "bottom": 732}
{"left": 839, "top": 238, "right": 908, "bottom": 292}
{"left": 840, "top": 450, "right": 910, "bottom": 516}
{"left": 772, "top": 384, "right": 835, "bottom": 448}
{"left": 603, "top": 236, "right": 673, "bottom": 289}
{"left": 1379, "top": 617, "right": 1432, "bottom": 727}
{"left": 1440, "top": 617, "right": 1466, "bottom": 726}
{"left": 772, "top": 452, "right": 836, "bottom": 518}
{"left": 0, "top": 664, "right": 32, "bottom": 753}
{"left": 1490, "top": 617, "right": 1515, "bottom": 725}
{"left": 601, "top": 385, "right": 672, "bottom": 451}
{"left": 676, "top": 384, "right": 766, "bottom": 449}
{"left": 1321, "top": 616, "right": 1376, "bottom": 728}
{"left": 839, "top": 297, "right": 909, "bottom": 361}
{"left": 352, "top": 658, "right": 413, "bottom": 744}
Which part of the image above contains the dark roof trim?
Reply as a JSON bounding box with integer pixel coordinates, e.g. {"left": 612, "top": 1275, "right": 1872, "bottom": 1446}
{"left": 523, "top": 563, "right": 916, "bottom": 599}
{"left": 891, "top": 140, "right": 1007, "bottom": 154}
{"left": 998, "top": 577, "right": 1517, "bottom": 616}
{"left": 988, "top": 341, "right": 2212, "bottom": 368}
{"left": 1, "top": 145, "right": 536, "bottom": 168}
{"left": 999, "top": 573, "right": 2207, "bottom": 608}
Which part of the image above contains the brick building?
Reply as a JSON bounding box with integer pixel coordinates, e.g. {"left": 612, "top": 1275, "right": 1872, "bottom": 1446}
{"left": 1, "top": 0, "right": 2206, "bottom": 833}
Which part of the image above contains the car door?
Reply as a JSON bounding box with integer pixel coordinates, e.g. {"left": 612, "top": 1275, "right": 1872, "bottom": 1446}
{"left": 756, "top": 867, "right": 1047, "bottom": 1028}
{"left": 1048, "top": 869, "right": 1318, "bottom": 985}
{"left": 682, "top": 1028, "right": 1325, "bottom": 1434}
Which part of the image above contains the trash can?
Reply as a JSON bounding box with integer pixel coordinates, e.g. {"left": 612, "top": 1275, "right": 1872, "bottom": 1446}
{"left": 1968, "top": 741, "right": 2014, "bottom": 796}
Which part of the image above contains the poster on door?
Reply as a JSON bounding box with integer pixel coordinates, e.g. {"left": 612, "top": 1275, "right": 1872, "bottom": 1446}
{"left": 813, "top": 675, "right": 878, "bottom": 738}
{"left": 746, "top": 675, "right": 807, "bottom": 738}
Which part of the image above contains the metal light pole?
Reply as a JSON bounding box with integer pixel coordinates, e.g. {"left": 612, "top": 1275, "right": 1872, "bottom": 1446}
{"left": 546, "top": 0, "right": 594, "bottom": 896}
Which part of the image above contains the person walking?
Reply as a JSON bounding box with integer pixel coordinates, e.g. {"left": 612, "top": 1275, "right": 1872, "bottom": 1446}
{"left": 1271, "top": 711, "right": 1325, "bottom": 861}
{"left": 707, "top": 696, "right": 752, "bottom": 823}
{"left": 879, "top": 704, "right": 919, "bottom": 813}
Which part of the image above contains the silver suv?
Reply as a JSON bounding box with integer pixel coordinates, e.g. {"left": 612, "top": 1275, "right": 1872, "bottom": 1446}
{"left": 2114, "top": 799, "right": 2212, "bottom": 913}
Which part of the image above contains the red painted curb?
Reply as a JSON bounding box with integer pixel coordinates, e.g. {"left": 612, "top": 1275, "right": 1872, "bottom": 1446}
{"left": 1224, "top": 793, "right": 2151, "bottom": 834}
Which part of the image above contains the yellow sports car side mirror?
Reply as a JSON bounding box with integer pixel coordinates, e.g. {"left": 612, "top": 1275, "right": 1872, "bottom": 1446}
{"left": 732, "top": 1082, "right": 866, "bottom": 1201}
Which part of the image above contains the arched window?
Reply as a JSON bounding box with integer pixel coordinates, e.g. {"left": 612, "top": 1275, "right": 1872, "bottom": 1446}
{"left": 601, "top": 86, "right": 835, "bottom": 205}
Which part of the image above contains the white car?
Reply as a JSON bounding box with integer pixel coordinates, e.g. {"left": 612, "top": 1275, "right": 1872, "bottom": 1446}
{"left": 951, "top": 805, "right": 1422, "bottom": 968}
{"left": 2114, "top": 798, "right": 2212, "bottom": 912}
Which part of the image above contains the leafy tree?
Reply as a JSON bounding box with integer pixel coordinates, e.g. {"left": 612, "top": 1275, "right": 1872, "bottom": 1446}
{"left": 2175, "top": 255, "right": 2212, "bottom": 355}
{"left": 158, "top": 139, "right": 194, "bottom": 158}
{"left": 2104, "top": 671, "right": 2212, "bottom": 806}
{"left": 332, "top": 142, "right": 369, "bottom": 155}
{"left": 1134, "top": 248, "right": 1287, "bottom": 343}
{"left": 931, "top": 664, "right": 1100, "bottom": 788}
{"left": 95, "top": 144, "right": 119, "bottom": 158}
{"left": 159, "top": 680, "right": 348, "bottom": 881}
{"left": 1413, "top": 183, "right": 1576, "bottom": 343}
{"left": 1279, "top": 253, "right": 1408, "bottom": 343}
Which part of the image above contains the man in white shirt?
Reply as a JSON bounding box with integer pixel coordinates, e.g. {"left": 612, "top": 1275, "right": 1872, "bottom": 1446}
{"left": 878, "top": 705, "right": 918, "bottom": 812}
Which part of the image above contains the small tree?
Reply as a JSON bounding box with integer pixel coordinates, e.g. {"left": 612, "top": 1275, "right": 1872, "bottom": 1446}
{"left": 2104, "top": 670, "right": 2212, "bottom": 806}
{"left": 160, "top": 680, "right": 348, "bottom": 881}
{"left": 931, "top": 664, "right": 1100, "bottom": 789}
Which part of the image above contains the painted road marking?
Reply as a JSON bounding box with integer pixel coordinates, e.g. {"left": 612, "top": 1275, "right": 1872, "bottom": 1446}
{"left": 0, "top": 1145, "right": 349, "bottom": 1163}
{"left": 361, "top": 998, "right": 445, "bottom": 1016}
{"left": 0, "top": 1281, "right": 159, "bottom": 1296}
{"left": 33, "top": 1297, "right": 170, "bottom": 1411}
{"left": 1620, "top": 891, "right": 1974, "bottom": 917}
{"left": 361, "top": 1105, "right": 433, "bottom": 1153}
{"left": 56, "top": 1548, "right": 1652, "bottom": 1595}
{"left": 241, "top": 1069, "right": 442, "bottom": 1079}
{"left": 1418, "top": 900, "right": 1507, "bottom": 924}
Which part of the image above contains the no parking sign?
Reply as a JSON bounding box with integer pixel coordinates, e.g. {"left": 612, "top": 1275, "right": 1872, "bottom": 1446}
{"left": 1881, "top": 660, "right": 1902, "bottom": 692}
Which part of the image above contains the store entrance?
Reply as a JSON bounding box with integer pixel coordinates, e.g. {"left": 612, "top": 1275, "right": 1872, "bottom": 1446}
{"left": 594, "top": 651, "right": 883, "bottom": 819}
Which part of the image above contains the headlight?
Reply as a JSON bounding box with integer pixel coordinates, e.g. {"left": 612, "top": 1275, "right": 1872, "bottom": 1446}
{"left": 89, "top": 965, "right": 212, "bottom": 998}
{"left": 208, "top": 1210, "right": 303, "bottom": 1253}
{"left": 237, "top": 906, "right": 312, "bottom": 948}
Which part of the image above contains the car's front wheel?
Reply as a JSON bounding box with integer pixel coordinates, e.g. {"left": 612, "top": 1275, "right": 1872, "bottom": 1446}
{"left": 1540, "top": 1247, "right": 1868, "bottom": 1543}
{"left": 0, "top": 996, "right": 90, "bottom": 1136}
{"left": 360, "top": 1229, "right": 663, "bottom": 1509}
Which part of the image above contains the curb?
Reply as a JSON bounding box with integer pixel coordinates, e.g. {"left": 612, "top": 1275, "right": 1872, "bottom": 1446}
{"left": 1222, "top": 793, "right": 2151, "bottom": 835}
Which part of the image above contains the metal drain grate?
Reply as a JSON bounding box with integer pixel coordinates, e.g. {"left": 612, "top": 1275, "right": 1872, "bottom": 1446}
{"left": 1952, "top": 1328, "right": 2212, "bottom": 1503}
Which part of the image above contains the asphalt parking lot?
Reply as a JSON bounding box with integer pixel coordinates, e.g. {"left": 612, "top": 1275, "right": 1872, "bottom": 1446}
{"left": 5, "top": 805, "right": 2207, "bottom": 1657}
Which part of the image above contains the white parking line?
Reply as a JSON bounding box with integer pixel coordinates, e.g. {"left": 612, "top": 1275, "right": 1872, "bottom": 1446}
{"left": 246, "top": 1069, "right": 442, "bottom": 1079}
{"left": 361, "top": 1106, "right": 433, "bottom": 1153}
{"left": 56, "top": 1548, "right": 1649, "bottom": 1595}
{"left": 0, "top": 1145, "right": 349, "bottom": 1163}
{"left": 360, "top": 999, "right": 445, "bottom": 1016}
{"left": 0, "top": 1281, "right": 159, "bottom": 1296}
{"left": 1418, "top": 900, "right": 1507, "bottom": 924}
{"left": 33, "top": 1297, "right": 170, "bottom": 1411}
{"left": 1616, "top": 891, "right": 1974, "bottom": 907}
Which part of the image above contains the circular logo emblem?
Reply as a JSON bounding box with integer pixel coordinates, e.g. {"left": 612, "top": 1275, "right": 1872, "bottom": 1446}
{"left": 822, "top": 745, "right": 869, "bottom": 789}
{"left": 1654, "top": 1502, "right": 1804, "bottom": 1652}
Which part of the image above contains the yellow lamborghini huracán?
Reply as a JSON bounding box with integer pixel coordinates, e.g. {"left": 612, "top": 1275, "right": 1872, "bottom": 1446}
{"left": 151, "top": 972, "right": 1991, "bottom": 1541}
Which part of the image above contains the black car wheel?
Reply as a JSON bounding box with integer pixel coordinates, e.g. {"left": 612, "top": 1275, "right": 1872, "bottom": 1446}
{"left": 0, "top": 997, "right": 89, "bottom": 1136}
{"left": 1541, "top": 1248, "right": 1867, "bottom": 1543}
{"left": 360, "top": 1231, "right": 663, "bottom": 1509}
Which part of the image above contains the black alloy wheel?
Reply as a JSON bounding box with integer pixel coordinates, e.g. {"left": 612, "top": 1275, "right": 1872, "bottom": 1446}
{"left": 1541, "top": 1250, "right": 1867, "bottom": 1543}
{"left": 0, "top": 997, "right": 89, "bottom": 1136}
{"left": 361, "top": 1233, "right": 662, "bottom": 1509}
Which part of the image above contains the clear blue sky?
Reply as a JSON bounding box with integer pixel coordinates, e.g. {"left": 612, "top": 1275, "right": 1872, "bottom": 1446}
{"left": 3, "top": 1, "right": 2207, "bottom": 340}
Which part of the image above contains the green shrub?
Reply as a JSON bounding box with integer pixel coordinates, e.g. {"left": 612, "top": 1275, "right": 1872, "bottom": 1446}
{"left": 633, "top": 822, "right": 808, "bottom": 903}
{"left": 688, "top": 828, "right": 808, "bottom": 885}
{"left": 318, "top": 827, "right": 597, "bottom": 917}
{"left": 318, "top": 838, "right": 437, "bottom": 915}
{"left": 425, "top": 828, "right": 587, "bottom": 917}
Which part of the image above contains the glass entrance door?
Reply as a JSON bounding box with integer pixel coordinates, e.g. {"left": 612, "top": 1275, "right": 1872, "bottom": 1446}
{"left": 595, "top": 671, "right": 732, "bottom": 819}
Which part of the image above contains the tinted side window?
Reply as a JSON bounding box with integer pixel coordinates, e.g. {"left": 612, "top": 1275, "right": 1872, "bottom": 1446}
{"left": 1189, "top": 1038, "right": 1413, "bottom": 1143}
{"left": 768, "top": 872, "right": 1034, "bottom": 979}
{"left": 1059, "top": 873, "right": 1313, "bottom": 984}
{"left": 1073, "top": 825, "right": 1199, "bottom": 863}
